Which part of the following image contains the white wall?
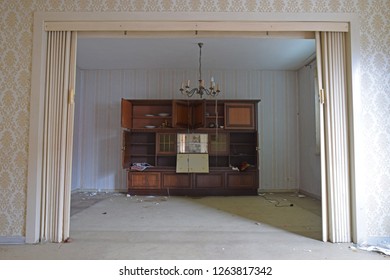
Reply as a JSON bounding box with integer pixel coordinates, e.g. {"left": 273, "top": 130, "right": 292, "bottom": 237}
{"left": 297, "top": 62, "right": 321, "bottom": 198}
{"left": 72, "top": 70, "right": 126, "bottom": 191}
{"left": 72, "top": 68, "right": 306, "bottom": 192}
{"left": 259, "top": 71, "right": 300, "bottom": 190}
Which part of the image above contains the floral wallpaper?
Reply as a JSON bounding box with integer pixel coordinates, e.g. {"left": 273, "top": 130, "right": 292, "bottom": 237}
{"left": 0, "top": 0, "right": 389, "bottom": 240}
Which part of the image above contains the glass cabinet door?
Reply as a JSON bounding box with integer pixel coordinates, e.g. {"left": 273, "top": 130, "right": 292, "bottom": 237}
{"left": 209, "top": 133, "right": 229, "bottom": 155}
{"left": 177, "top": 133, "right": 208, "bottom": 154}
{"left": 156, "top": 133, "right": 176, "bottom": 155}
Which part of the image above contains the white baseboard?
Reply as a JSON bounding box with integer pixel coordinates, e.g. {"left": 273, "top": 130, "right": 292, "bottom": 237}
{"left": 0, "top": 236, "right": 25, "bottom": 244}
{"left": 71, "top": 188, "right": 127, "bottom": 193}
{"left": 299, "top": 189, "right": 321, "bottom": 200}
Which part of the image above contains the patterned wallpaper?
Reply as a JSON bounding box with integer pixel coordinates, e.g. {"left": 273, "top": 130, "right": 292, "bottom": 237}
{"left": 0, "top": 0, "right": 389, "bottom": 240}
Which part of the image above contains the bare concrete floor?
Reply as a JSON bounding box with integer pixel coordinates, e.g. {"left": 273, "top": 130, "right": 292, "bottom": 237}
{"left": 0, "top": 192, "right": 388, "bottom": 260}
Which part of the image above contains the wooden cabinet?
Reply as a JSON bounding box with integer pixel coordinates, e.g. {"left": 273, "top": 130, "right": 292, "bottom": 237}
{"left": 172, "top": 100, "right": 204, "bottom": 128}
{"left": 172, "top": 100, "right": 190, "bottom": 128}
{"left": 209, "top": 133, "right": 229, "bottom": 155}
{"left": 225, "top": 102, "right": 256, "bottom": 130}
{"left": 195, "top": 173, "right": 224, "bottom": 189}
{"left": 229, "top": 132, "right": 258, "bottom": 167}
{"left": 122, "top": 131, "right": 156, "bottom": 168}
{"left": 121, "top": 99, "right": 173, "bottom": 129}
{"left": 227, "top": 171, "right": 258, "bottom": 189}
{"left": 205, "top": 101, "right": 224, "bottom": 128}
{"left": 122, "top": 98, "right": 260, "bottom": 196}
{"left": 121, "top": 99, "right": 133, "bottom": 129}
{"left": 208, "top": 132, "right": 229, "bottom": 168}
{"left": 128, "top": 172, "right": 160, "bottom": 189}
{"left": 156, "top": 133, "right": 176, "bottom": 167}
{"left": 156, "top": 133, "right": 176, "bottom": 155}
{"left": 162, "top": 172, "right": 191, "bottom": 189}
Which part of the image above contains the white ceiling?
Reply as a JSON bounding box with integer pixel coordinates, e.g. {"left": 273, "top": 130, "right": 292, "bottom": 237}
{"left": 77, "top": 37, "right": 316, "bottom": 71}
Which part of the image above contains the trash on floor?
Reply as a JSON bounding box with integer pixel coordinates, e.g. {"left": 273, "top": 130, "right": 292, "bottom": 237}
{"left": 258, "top": 193, "right": 294, "bottom": 207}
{"left": 290, "top": 193, "right": 306, "bottom": 198}
{"left": 351, "top": 243, "right": 390, "bottom": 256}
{"left": 64, "top": 237, "right": 72, "bottom": 243}
{"left": 135, "top": 196, "right": 168, "bottom": 204}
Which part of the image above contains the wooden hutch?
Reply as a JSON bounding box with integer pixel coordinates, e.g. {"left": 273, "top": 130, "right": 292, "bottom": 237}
{"left": 121, "top": 98, "right": 260, "bottom": 196}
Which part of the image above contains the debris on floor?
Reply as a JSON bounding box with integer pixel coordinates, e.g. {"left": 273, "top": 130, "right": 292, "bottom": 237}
{"left": 289, "top": 193, "right": 306, "bottom": 198}
{"left": 137, "top": 196, "right": 168, "bottom": 202}
{"left": 64, "top": 237, "right": 72, "bottom": 243}
{"left": 292, "top": 247, "right": 312, "bottom": 253}
{"left": 351, "top": 242, "right": 390, "bottom": 256}
{"left": 132, "top": 195, "right": 169, "bottom": 206}
{"left": 257, "top": 193, "right": 294, "bottom": 207}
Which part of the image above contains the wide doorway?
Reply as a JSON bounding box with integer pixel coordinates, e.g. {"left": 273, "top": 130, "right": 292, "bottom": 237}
{"left": 27, "top": 17, "right": 354, "bottom": 244}
{"left": 71, "top": 34, "right": 322, "bottom": 240}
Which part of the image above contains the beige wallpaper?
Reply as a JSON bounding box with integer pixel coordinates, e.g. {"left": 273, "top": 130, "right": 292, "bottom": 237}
{"left": 0, "top": 0, "right": 389, "bottom": 240}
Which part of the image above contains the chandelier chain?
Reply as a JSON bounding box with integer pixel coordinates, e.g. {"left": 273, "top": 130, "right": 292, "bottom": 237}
{"left": 198, "top": 42, "right": 202, "bottom": 81}
{"left": 179, "top": 42, "right": 220, "bottom": 98}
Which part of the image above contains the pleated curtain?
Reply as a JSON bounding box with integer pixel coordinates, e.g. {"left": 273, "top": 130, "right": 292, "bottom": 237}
{"left": 316, "top": 31, "right": 351, "bottom": 243}
{"left": 41, "top": 31, "right": 77, "bottom": 242}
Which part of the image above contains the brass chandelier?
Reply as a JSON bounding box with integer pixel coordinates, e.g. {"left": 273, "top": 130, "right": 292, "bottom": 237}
{"left": 180, "top": 42, "right": 220, "bottom": 98}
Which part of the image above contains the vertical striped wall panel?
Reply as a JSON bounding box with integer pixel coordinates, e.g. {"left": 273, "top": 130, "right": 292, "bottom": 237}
{"left": 297, "top": 63, "right": 322, "bottom": 198}
{"left": 259, "top": 71, "right": 299, "bottom": 190}
{"left": 72, "top": 68, "right": 307, "bottom": 192}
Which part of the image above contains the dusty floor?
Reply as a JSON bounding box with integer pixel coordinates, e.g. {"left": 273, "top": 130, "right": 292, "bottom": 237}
{"left": 0, "top": 192, "right": 388, "bottom": 260}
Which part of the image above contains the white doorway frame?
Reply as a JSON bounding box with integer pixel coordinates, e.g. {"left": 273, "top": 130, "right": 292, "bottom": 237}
{"left": 26, "top": 12, "right": 364, "bottom": 244}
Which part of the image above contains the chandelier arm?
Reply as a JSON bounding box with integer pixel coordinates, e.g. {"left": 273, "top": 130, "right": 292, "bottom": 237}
{"left": 188, "top": 88, "right": 197, "bottom": 97}
{"left": 202, "top": 88, "right": 210, "bottom": 96}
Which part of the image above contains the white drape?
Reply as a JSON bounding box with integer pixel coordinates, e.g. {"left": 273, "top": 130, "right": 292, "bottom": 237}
{"left": 316, "top": 31, "right": 351, "bottom": 243}
{"left": 41, "top": 31, "right": 77, "bottom": 242}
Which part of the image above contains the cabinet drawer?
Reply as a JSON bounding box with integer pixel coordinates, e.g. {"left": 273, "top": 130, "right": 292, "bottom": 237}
{"left": 162, "top": 173, "right": 191, "bottom": 189}
{"left": 227, "top": 172, "right": 257, "bottom": 189}
{"left": 128, "top": 172, "right": 160, "bottom": 189}
{"left": 195, "top": 173, "right": 224, "bottom": 189}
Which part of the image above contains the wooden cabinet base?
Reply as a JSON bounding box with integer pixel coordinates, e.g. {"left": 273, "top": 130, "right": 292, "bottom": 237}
{"left": 127, "top": 169, "right": 258, "bottom": 196}
{"left": 127, "top": 188, "right": 258, "bottom": 196}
